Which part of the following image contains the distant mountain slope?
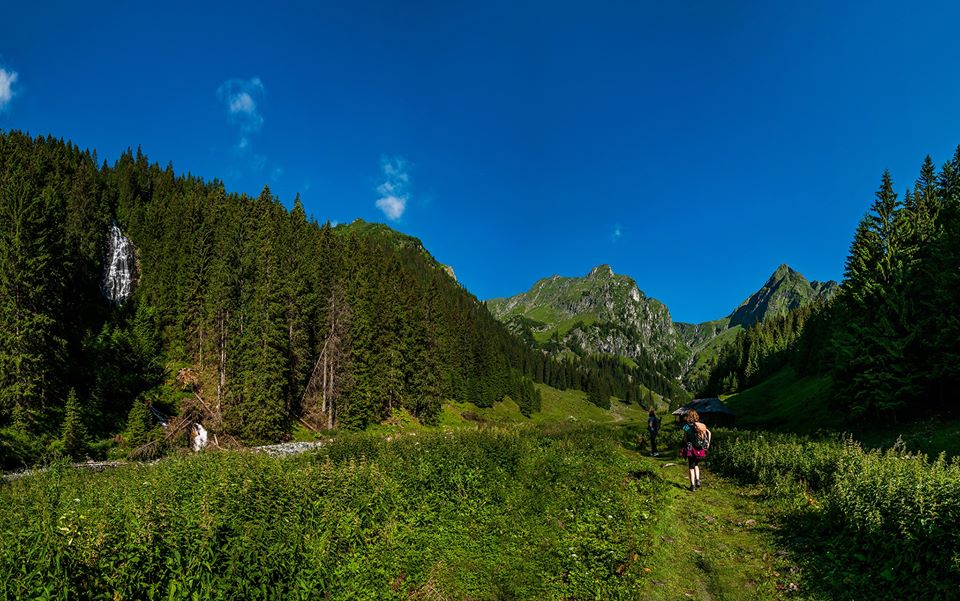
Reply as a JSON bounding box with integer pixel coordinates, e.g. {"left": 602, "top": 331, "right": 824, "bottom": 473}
{"left": 488, "top": 263, "right": 838, "bottom": 394}
{"left": 726, "top": 264, "right": 838, "bottom": 329}
{"left": 334, "top": 218, "right": 459, "bottom": 283}
{"left": 676, "top": 265, "right": 837, "bottom": 349}
{"left": 675, "top": 264, "right": 838, "bottom": 390}
{"left": 486, "top": 265, "right": 688, "bottom": 372}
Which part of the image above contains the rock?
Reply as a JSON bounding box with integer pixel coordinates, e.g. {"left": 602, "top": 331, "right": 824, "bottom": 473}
{"left": 744, "top": 519, "right": 758, "bottom": 528}
{"left": 253, "top": 441, "right": 325, "bottom": 457}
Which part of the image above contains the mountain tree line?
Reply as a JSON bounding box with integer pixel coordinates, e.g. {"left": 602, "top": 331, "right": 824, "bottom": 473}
{"left": 703, "top": 147, "right": 960, "bottom": 419}
{"left": 505, "top": 314, "right": 687, "bottom": 401}
{"left": 700, "top": 300, "right": 824, "bottom": 395}
{"left": 0, "top": 131, "right": 685, "bottom": 465}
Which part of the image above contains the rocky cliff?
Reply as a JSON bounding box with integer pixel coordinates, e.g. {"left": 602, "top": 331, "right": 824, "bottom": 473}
{"left": 487, "top": 265, "right": 688, "bottom": 371}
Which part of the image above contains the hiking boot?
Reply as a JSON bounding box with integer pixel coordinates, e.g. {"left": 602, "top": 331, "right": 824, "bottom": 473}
{"left": 689, "top": 484, "right": 696, "bottom": 493}
{"left": 695, "top": 479, "right": 701, "bottom": 489}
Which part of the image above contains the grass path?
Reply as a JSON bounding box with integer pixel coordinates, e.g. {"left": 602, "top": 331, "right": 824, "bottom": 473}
{"left": 623, "top": 442, "right": 812, "bottom": 600}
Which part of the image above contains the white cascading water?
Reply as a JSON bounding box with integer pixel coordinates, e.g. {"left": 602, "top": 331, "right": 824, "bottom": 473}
{"left": 101, "top": 223, "right": 135, "bottom": 303}
{"left": 192, "top": 423, "right": 209, "bottom": 452}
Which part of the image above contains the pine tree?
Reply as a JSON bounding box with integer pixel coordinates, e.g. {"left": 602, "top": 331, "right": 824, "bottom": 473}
{"left": 123, "top": 398, "right": 151, "bottom": 448}
{"left": 0, "top": 166, "right": 67, "bottom": 429}
{"left": 831, "top": 171, "right": 912, "bottom": 416}
{"left": 62, "top": 388, "right": 87, "bottom": 459}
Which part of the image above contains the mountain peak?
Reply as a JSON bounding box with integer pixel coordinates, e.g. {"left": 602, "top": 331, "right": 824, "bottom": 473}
{"left": 771, "top": 263, "right": 798, "bottom": 280}
{"left": 727, "top": 265, "right": 824, "bottom": 329}
{"left": 587, "top": 264, "right": 614, "bottom": 279}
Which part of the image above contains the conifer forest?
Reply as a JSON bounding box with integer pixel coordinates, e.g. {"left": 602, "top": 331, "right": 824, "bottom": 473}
{"left": 702, "top": 151, "right": 960, "bottom": 418}
{"left": 0, "top": 131, "right": 680, "bottom": 465}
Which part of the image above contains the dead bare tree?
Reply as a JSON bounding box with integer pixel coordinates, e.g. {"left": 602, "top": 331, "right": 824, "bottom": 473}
{"left": 300, "top": 288, "right": 350, "bottom": 430}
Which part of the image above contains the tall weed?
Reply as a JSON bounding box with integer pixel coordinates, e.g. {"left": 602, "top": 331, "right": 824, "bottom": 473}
{"left": 708, "top": 429, "right": 960, "bottom": 598}
{"left": 0, "top": 425, "right": 660, "bottom": 600}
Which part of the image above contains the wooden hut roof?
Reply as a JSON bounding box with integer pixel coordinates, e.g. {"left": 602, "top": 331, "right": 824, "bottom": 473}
{"left": 672, "top": 397, "right": 736, "bottom": 416}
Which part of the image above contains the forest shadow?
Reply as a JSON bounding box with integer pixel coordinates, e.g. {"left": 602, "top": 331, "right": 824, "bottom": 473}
{"left": 765, "top": 506, "right": 937, "bottom": 601}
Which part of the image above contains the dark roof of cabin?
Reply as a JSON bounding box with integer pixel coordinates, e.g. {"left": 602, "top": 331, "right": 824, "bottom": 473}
{"left": 672, "top": 397, "right": 736, "bottom": 416}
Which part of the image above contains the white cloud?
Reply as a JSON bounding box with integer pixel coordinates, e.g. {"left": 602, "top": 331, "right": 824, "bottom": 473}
{"left": 0, "top": 68, "right": 19, "bottom": 111}
{"left": 375, "top": 156, "right": 410, "bottom": 221}
{"left": 217, "top": 77, "right": 265, "bottom": 149}
{"left": 611, "top": 225, "right": 623, "bottom": 243}
{"left": 229, "top": 92, "right": 255, "bottom": 115}
{"left": 377, "top": 195, "right": 406, "bottom": 220}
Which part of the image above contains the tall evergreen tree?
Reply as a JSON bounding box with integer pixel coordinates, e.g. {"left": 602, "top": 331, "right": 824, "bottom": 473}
{"left": 61, "top": 388, "right": 87, "bottom": 459}
{"left": 0, "top": 168, "right": 66, "bottom": 430}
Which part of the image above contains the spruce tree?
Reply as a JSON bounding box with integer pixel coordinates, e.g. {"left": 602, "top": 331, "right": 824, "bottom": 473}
{"left": 0, "top": 169, "right": 66, "bottom": 429}
{"left": 62, "top": 388, "right": 87, "bottom": 459}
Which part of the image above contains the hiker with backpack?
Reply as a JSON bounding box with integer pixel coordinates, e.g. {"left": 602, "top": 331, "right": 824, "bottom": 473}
{"left": 679, "top": 409, "right": 711, "bottom": 492}
{"left": 647, "top": 408, "right": 661, "bottom": 456}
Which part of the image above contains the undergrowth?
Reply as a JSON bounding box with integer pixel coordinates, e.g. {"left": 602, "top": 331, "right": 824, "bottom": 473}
{"left": 709, "top": 429, "right": 960, "bottom": 599}
{"left": 0, "top": 424, "right": 662, "bottom": 600}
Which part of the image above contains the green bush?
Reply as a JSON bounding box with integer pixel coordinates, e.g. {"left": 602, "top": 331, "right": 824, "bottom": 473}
{"left": 708, "top": 429, "right": 960, "bottom": 599}
{"left": 0, "top": 425, "right": 661, "bottom": 600}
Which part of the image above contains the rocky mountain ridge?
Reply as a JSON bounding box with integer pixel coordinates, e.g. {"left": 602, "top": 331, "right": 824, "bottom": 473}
{"left": 486, "top": 265, "right": 687, "bottom": 371}
{"left": 487, "top": 263, "right": 838, "bottom": 391}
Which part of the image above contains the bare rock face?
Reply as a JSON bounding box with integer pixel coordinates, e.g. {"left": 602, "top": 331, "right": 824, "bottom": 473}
{"left": 442, "top": 264, "right": 457, "bottom": 282}
{"left": 101, "top": 223, "right": 137, "bottom": 304}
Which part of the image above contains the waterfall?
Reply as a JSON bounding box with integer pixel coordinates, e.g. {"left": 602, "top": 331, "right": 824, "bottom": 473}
{"left": 191, "top": 423, "right": 209, "bottom": 452}
{"left": 101, "top": 223, "right": 136, "bottom": 304}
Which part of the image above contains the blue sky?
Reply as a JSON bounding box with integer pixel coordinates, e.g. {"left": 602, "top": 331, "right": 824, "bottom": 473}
{"left": 3, "top": 1, "right": 960, "bottom": 322}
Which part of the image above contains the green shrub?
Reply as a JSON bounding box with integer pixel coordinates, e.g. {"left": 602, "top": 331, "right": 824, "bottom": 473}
{"left": 0, "top": 425, "right": 661, "bottom": 600}
{"left": 708, "top": 429, "right": 960, "bottom": 599}
{"left": 0, "top": 427, "right": 47, "bottom": 470}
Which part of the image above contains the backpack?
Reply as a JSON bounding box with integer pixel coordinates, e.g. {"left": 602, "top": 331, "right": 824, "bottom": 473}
{"left": 689, "top": 423, "right": 710, "bottom": 450}
{"left": 648, "top": 415, "right": 661, "bottom": 433}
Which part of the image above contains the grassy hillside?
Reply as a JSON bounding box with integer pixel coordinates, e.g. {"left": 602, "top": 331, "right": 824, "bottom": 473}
{"left": 682, "top": 325, "right": 742, "bottom": 390}
{"left": 855, "top": 416, "right": 960, "bottom": 459}
{"left": 438, "top": 384, "right": 654, "bottom": 428}
{"left": 8, "top": 403, "right": 957, "bottom": 599}
{"left": 722, "top": 368, "right": 960, "bottom": 459}
{"left": 723, "top": 368, "right": 840, "bottom": 432}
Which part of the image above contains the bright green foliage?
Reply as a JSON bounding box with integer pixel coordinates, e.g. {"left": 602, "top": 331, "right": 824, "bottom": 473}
{"left": 61, "top": 389, "right": 87, "bottom": 459}
{"left": 709, "top": 430, "right": 960, "bottom": 599}
{"left": 0, "top": 426, "right": 662, "bottom": 599}
{"left": 122, "top": 398, "right": 151, "bottom": 448}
